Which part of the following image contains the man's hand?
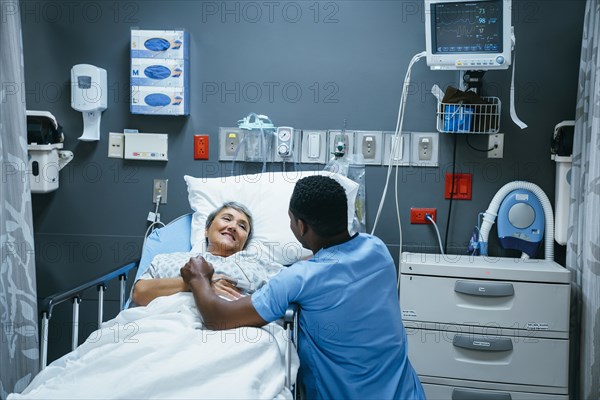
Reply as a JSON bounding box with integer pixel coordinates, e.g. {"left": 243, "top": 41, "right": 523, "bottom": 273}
{"left": 182, "top": 255, "right": 268, "bottom": 330}
{"left": 181, "top": 255, "right": 215, "bottom": 285}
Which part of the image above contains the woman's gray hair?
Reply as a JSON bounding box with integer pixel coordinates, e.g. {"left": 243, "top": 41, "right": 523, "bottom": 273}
{"left": 205, "top": 201, "right": 253, "bottom": 249}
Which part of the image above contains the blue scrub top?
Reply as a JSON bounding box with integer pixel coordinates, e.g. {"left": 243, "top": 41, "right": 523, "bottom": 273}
{"left": 252, "top": 233, "right": 425, "bottom": 399}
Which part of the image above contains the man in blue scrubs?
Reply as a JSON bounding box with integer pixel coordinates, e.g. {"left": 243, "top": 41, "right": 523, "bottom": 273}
{"left": 181, "top": 175, "right": 424, "bottom": 399}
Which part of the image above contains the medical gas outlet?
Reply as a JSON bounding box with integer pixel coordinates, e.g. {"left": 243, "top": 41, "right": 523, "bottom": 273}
{"left": 217, "top": 129, "right": 438, "bottom": 167}
{"left": 218, "top": 126, "right": 301, "bottom": 163}
{"left": 276, "top": 127, "right": 293, "bottom": 158}
{"left": 411, "top": 132, "right": 439, "bottom": 167}
{"left": 273, "top": 127, "right": 300, "bottom": 163}
{"left": 355, "top": 131, "right": 383, "bottom": 165}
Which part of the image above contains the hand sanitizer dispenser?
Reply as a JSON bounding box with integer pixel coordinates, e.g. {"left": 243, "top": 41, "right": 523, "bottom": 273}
{"left": 71, "top": 64, "right": 107, "bottom": 141}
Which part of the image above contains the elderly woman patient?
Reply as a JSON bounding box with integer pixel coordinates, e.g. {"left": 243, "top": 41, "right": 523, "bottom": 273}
{"left": 132, "top": 201, "right": 282, "bottom": 306}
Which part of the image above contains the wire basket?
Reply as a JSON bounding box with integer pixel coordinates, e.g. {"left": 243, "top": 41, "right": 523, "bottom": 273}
{"left": 436, "top": 97, "right": 501, "bottom": 134}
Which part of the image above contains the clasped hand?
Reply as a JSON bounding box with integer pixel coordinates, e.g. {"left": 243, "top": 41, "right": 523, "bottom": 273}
{"left": 181, "top": 255, "right": 244, "bottom": 300}
{"left": 180, "top": 255, "right": 214, "bottom": 283}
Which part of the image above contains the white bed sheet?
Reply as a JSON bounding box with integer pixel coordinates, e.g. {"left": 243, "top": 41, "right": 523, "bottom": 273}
{"left": 9, "top": 293, "right": 299, "bottom": 399}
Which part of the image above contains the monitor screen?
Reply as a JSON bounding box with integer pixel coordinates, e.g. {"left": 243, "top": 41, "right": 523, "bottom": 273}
{"left": 432, "top": 1, "right": 502, "bottom": 54}
{"left": 425, "top": 0, "right": 512, "bottom": 70}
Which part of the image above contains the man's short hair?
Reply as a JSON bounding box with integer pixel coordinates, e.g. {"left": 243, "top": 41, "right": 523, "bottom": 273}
{"left": 289, "top": 175, "right": 348, "bottom": 237}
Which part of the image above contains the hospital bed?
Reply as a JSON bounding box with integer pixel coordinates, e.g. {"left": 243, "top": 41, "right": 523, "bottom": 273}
{"left": 29, "top": 212, "right": 298, "bottom": 399}
{"left": 19, "top": 171, "right": 358, "bottom": 399}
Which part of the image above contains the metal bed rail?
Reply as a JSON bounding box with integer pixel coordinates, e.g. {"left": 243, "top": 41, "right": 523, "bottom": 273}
{"left": 39, "top": 260, "right": 139, "bottom": 370}
{"left": 39, "top": 260, "right": 301, "bottom": 396}
{"left": 283, "top": 303, "right": 299, "bottom": 395}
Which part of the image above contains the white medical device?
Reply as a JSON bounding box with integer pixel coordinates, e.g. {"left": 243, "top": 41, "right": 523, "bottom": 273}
{"left": 26, "top": 110, "right": 74, "bottom": 193}
{"left": 476, "top": 181, "right": 555, "bottom": 260}
{"left": 424, "top": 0, "right": 513, "bottom": 70}
{"left": 551, "top": 120, "right": 575, "bottom": 246}
{"left": 71, "top": 64, "right": 107, "bottom": 141}
{"left": 237, "top": 113, "right": 275, "bottom": 163}
{"left": 276, "top": 127, "right": 294, "bottom": 158}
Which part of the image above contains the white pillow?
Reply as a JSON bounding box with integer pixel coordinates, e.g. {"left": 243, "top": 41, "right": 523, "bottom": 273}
{"left": 185, "top": 171, "right": 358, "bottom": 265}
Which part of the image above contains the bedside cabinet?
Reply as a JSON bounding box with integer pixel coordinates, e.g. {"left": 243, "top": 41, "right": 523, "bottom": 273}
{"left": 400, "top": 253, "right": 571, "bottom": 400}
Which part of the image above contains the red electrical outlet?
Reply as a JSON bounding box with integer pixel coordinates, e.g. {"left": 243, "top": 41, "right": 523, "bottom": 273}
{"left": 194, "top": 135, "right": 209, "bottom": 160}
{"left": 444, "top": 173, "right": 472, "bottom": 200}
{"left": 410, "top": 208, "right": 437, "bottom": 224}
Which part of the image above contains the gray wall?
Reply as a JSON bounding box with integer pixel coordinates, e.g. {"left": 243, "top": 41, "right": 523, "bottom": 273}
{"left": 20, "top": 0, "right": 585, "bottom": 359}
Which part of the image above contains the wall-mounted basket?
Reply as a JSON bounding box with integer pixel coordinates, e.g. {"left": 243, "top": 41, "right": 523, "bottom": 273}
{"left": 436, "top": 97, "right": 501, "bottom": 134}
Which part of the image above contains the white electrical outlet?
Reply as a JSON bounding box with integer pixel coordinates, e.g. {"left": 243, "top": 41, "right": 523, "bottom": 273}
{"left": 488, "top": 133, "right": 504, "bottom": 158}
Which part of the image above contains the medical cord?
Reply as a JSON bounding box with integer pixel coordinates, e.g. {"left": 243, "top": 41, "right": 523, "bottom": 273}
{"left": 465, "top": 134, "right": 496, "bottom": 153}
{"left": 230, "top": 135, "right": 245, "bottom": 176}
{"left": 260, "top": 126, "right": 267, "bottom": 174}
{"left": 394, "top": 152, "right": 403, "bottom": 291}
{"left": 443, "top": 134, "right": 458, "bottom": 254}
{"left": 142, "top": 195, "right": 166, "bottom": 250}
{"left": 426, "top": 214, "right": 445, "bottom": 255}
{"left": 367, "top": 51, "right": 426, "bottom": 290}
{"left": 371, "top": 51, "right": 426, "bottom": 236}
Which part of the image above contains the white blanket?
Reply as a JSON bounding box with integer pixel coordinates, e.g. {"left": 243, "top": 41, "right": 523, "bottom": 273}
{"left": 10, "top": 293, "right": 299, "bottom": 399}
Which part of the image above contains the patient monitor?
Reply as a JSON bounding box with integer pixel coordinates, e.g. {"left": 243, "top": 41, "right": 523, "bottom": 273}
{"left": 424, "top": 0, "right": 513, "bottom": 70}
{"left": 71, "top": 64, "right": 107, "bottom": 141}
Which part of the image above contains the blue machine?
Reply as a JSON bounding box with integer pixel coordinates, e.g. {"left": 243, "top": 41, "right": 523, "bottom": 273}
{"left": 497, "top": 189, "right": 545, "bottom": 257}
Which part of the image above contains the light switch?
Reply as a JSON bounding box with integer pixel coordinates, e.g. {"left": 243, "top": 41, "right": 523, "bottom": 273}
{"left": 301, "top": 130, "right": 327, "bottom": 164}
{"left": 108, "top": 132, "right": 124, "bottom": 158}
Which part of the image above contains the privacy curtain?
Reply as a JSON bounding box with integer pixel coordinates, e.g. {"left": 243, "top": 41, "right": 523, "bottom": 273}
{"left": 0, "top": 2, "right": 40, "bottom": 398}
{"left": 566, "top": 0, "right": 600, "bottom": 399}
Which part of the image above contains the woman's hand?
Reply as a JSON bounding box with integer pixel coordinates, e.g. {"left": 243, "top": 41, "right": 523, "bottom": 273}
{"left": 211, "top": 274, "right": 244, "bottom": 301}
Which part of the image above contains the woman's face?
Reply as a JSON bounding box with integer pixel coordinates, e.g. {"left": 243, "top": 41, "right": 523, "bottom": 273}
{"left": 205, "top": 207, "right": 250, "bottom": 257}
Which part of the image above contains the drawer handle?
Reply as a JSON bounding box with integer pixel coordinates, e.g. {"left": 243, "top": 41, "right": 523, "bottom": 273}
{"left": 454, "top": 280, "right": 515, "bottom": 297}
{"left": 452, "top": 388, "right": 512, "bottom": 400}
{"left": 452, "top": 334, "right": 513, "bottom": 352}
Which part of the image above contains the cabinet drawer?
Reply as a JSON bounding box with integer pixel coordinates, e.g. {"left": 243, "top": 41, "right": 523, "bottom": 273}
{"left": 407, "top": 328, "right": 569, "bottom": 388}
{"left": 423, "top": 383, "right": 568, "bottom": 400}
{"left": 400, "top": 274, "right": 570, "bottom": 332}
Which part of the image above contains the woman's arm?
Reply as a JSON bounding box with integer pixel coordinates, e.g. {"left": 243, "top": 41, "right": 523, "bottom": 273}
{"left": 132, "top": 277, "right": 188, "bottom": 306}
{"left": 132, "top": 273, "right": 244, "bottom": 306}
